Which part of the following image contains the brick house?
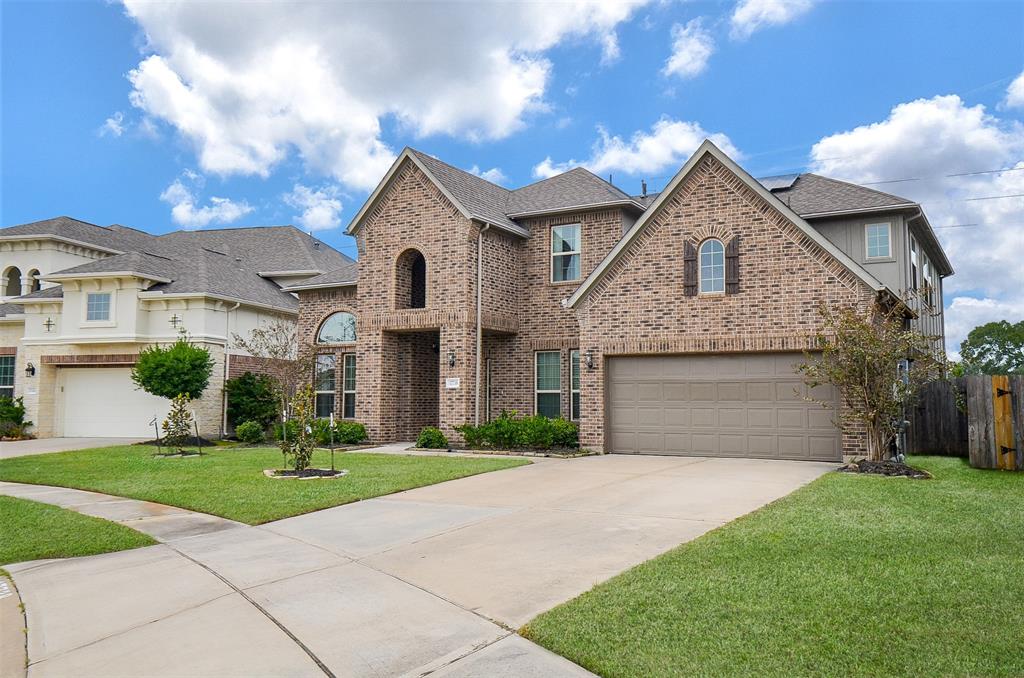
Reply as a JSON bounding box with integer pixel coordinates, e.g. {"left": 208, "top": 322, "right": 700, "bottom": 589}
{"left": 288, "top": 140, "right": 953, "bottom": 460}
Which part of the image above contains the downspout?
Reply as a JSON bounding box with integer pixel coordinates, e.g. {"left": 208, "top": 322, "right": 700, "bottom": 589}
{"left": 476, "top": 222, "right": 491, "bottom": 425}
{"left": 221, "top": 302, "right": 241, "bottom": 437}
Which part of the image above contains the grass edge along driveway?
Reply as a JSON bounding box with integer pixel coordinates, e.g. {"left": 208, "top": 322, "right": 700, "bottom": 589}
{"left": 522, "top": 456, "right": 1024, "bottom": 678}
{"left": 1, "top": 495, "right": 156, "bottom": 566}
{"left": 0, "top": 445, "right": 529, "bottom": 525}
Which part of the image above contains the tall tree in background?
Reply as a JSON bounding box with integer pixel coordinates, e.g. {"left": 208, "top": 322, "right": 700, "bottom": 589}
{"left": 959, "top": 320, "right": 1024, "bottom": 375}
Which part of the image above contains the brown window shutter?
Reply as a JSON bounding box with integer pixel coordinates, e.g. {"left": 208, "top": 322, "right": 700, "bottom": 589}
{"left": 725, "top": 235, "right": 740, "bottom": 294}
{"left": 683, "top": 240, "right": 697, "bottom": 297}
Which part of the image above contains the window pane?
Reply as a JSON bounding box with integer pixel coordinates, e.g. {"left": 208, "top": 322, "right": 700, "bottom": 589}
{"left": 572, "top": 393, "right": 580, "bottom": 421}
{"left": 344, "top": 354, "right": 356, "bottom": 392}
{"left": 551, "top": 224, "right": 580, "bottom": 254}
{"left": 571, "top": 351, "right": 580, "bottom": 391}
{"left": 0, "top": 356, "right": 13, "bottom": 388}
{"left": 86, "top": 293, "right": 111, "bottom": 321}
{"left": 536, "top": 352, "right": 560, "bottom": 391}
{"left": 537, "top": 393, "right": 560, "bottom": 419}
{"left": 553, "top": 253, "right": 580, "bottom": 282}
{"left": 866, "top": 224, "right": 890, "bottom": 258}
{"left": 699, "top": 240, "right": 725, "bottom": 293}
{"left": 317, "top": 312, "right": 357, "bottom": 343}
{"left": 315, "top": 354, "right": 335, "bottom": 391}
{"left": 343, "top": 393, "right": 356, "bottom": 419}
{"left": 315, "top": 393, "right": 335, "bottom": 419}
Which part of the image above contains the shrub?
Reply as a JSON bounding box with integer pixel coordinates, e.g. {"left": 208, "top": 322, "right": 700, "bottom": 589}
{"left": 274, "top": 419, "right": 300, "bottom": 442}
{"left": 335, "top": 421, "right": 368, "bottom": 445}
{"left": 235, "top": 420, "right": 266, "bottom": 445}
{"left": 311, "top": 418, "right": 334, "bottom": 446}
{"left": 132, "top": 333, "right": 214, "bottom": 401}
{"left": 455, "top": 410, "right": 578, "bottom": 450}
{"left": 225, "top": 372, "right": 278, "bottom": 428}
{"left": 416, "top": 427, "right": 448, "bottom": 449}
{"left": 280, "top": 385, "right": 316, "bottom": 471}
{"left": 0, "top": 396, "right": 29, "bottom": 427}
{"left": 161, "top": 393, "right": 195, "bottom": 452}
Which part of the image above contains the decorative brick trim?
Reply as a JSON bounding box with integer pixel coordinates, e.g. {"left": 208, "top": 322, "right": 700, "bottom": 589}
{"left": 595, "top": 334, "right": 818, "bottom": 356}
{"left": 359, "top": 309, "right": 518, "bottom": 333}
{"left": 0, "top": 346, "right": 16, "bottom": 356}
{"left": 41, "top": 354, "right": 138, "bottom": 366}
{"left": 528, "top": 338, "right": 579, "bottom": 351}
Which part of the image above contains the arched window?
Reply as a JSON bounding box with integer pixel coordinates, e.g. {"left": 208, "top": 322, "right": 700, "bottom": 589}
{"left": 317, "top": 312, "right": 357, "bottom": 343}
{"left": 395, "top": 249, "right": 427, "bottom": 309}
{"left": 3, "top": 267, "right": 21, "bottom": 297}
{"left": 27, "top": 269, "right": 41, "bottom": 293}
{"left": 699, "top": 239, "right": 725, "bottom": 293}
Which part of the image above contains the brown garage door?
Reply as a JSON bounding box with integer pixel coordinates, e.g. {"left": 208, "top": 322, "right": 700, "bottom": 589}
{"left": 607, "top": 353, "right": 841, "bottom": 461}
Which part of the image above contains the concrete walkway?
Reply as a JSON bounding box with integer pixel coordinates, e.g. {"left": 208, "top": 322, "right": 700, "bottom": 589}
{"left": 0, "top": 437, "right": 145, "bottom": 459}
{"left": 3, "top": 454, "right": 835, "bottom": 677}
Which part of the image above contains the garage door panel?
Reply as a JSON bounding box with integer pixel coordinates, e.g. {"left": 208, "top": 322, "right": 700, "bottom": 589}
{"left": 61, "top": 368, "right": 172, "bottom": 438}
{"left": 607, "top": 353, "right": 841, "bottom": 461}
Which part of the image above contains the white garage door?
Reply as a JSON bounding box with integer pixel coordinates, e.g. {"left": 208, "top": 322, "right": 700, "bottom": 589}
{"left": 607, "top": 353, "right": 841, "bottom": 461}
{"left": 60, "top": 367, "right": 172, "bottom": 437}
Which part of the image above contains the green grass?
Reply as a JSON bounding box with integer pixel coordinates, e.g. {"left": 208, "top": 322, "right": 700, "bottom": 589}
{"left": 0, "top": 446, "right": 528, "bottom": 525}
{"left": 0, "top": 495, "right": 156, "bottom": 566}
{"left": 522, "top": 457, "right": 1024, "bottom": 677}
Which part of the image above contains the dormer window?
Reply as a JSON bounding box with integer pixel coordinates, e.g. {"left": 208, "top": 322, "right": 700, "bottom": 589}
{"left": 551, "top": 224, "right": 581, "bottom": 282}
{"left": 699, "top": 239, "right": 725, "bottom": 294}
{"left": 86, "top": 292, "right": 112, "bottom": 321}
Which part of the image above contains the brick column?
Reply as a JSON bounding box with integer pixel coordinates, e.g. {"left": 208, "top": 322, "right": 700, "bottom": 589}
{"left": 578, "top": 343, "right": 606, "bottom": 453}
{"left": 358, "top": 328, "right": 399, "bottom": 442}
{"left": 438, "top": 323, "right": 477, "bottom": 442}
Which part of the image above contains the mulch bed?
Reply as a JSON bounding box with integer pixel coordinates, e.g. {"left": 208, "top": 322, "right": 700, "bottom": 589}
{"left": 838, "top": 458, "right": 931, "bottom": 479}
{"left": 415, "top": 446, "right": 592, "bottom": 458}
{"left": 136, "top": 436, "right": 218, "bottom": 447}
{"left": 263, "top": 468, "right": 349, "bottom": 480}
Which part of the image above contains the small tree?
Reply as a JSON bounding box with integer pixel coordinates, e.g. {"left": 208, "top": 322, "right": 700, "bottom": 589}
{"left": 225, "top": 372, "right": 278, "bottom": 429}
{"left": 797, "top": 297, "right": 943, "bottom": 461}
{"left": 132, "top": 332, "right": 214, "bottom": 401}
{"left": 280, "top": 385, "right": 317, "bottom": 472}
{"left": 232, "top": 318, "right": 316, "bottom": 418}
{"left": 162, "top": 393, "right": 195, "bottom": 453}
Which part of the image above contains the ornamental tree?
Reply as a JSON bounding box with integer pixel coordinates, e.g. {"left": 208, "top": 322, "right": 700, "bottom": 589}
{"left": 132, "top": 332, "right": 214, "bottom": 401}
{"left": 797, "top": 296, "right": 944, "bottom": 461}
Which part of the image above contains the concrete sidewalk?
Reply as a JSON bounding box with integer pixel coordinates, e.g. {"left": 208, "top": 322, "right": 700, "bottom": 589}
{"left": 7, "top": 454, "right": 835, "bottom": 677}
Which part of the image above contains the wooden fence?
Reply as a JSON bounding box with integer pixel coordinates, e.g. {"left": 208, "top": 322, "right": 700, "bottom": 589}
{"left": 912, "top": 375, "right": 1023, "bottom": 470}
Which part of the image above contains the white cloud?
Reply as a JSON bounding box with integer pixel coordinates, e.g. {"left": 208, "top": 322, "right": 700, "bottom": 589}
{"left": 730, "top": 0, "right": 816, "bottom": 40}
{"left": 810, "top": 94, "right": 1024, "bottom": 355}
{"left": 121, "top": 1, "right": 648, "bottom": 191}
{"left": 99, "top": 111, "right": 126, "bottom": 137}
{"left": 943, "top": 296, "right": 1024, "bottom": 361}
{"left": 1004, "top": 70, "right": 1024, "bottom": 109}
{"left": 159, "top": 174, "right": 253, "bottom": 229}
{"left": 283, "top": 184, "right": 344, "bottom": 231}
{"left": 663, "top": 19, "right": 714, "bottom": 79}
{"left": 469, "top": 165, "right": 508, "bottom": 185}
{"left": 533, "top": 117, "right": 741, "bottom": 179}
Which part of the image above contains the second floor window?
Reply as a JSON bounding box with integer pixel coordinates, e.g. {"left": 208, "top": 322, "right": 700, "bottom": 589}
{"left": 699, "top": 239, "right": 725, "bottom": 294}
{"left": 551, "top": 224, "right": 581, "bottom": 282}
{"left": 865, "top": 223, "right": 891, "bottom": 259}
{"left": 86, "top": 292, "right": 111, "bottom": 321}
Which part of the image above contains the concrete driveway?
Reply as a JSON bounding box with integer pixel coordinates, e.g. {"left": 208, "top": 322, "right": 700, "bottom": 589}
{"left": 0, "top": 437, "right": 144, "bottom": 459}
{"left": 7, "top": 453, "right": 834, "bottom": 677}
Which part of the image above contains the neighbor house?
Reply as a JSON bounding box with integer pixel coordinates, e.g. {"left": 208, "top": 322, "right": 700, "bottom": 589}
{"left": 288, "top": 141, "right": 952, "bottom": 460}
{"left": 0, "top": 218, "right": 351, "bottom": 437}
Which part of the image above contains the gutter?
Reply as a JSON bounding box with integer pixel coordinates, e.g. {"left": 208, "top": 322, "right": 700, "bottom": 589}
{"left": 506, "top": 199, "right": 646, "bottom": 219}
{"left": 475, "top": 222, "right": 491, "bottom": 425}
{"left": 799, "top": 203, "right": 917, "bottom": 219}
{"left": 282, "top": 280, "right": 358, "bottom": 292}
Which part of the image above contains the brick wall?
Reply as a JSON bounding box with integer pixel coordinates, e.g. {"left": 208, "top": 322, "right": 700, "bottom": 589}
{"left": 574, "top": 154, "right": 875, "bottom": 452}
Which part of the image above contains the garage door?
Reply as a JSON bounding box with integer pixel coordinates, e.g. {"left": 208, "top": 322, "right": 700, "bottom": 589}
{"left": 59, "top": 367, "right": 172, "bottom": 437}
{"left": 607, "top": 353, "right": 841, "bottom": 461}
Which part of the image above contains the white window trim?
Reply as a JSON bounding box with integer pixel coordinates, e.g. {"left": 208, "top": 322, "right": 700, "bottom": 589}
{"left": 864, "top": 222, "right": 892, "bottom": 260}
{"left": 698, "top": 239, "right": 725, "bottom": 295}
{"left": 81, "top": 290, "right": 116, "bottom": 327}
{"left": 534, "top": 351, "right": 561, "bottom": 417}
{"left": 550, "top": 224, "right": 582, "bottom": 283}
{"left": 0, "top": 355, "right": 14, "bottom": 399}
{"left": 342, "top": 353, "right": 356, "bottom": 419}
{"left": 314, "top": 354, "right": 336, "bottom": 418}
{"left": 570, "top": 350, "right": 581, "bottom": 421}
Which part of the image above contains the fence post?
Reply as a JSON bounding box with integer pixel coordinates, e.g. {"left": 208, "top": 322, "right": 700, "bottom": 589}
{"left": 967, "top": 375, "right": 995, "bottom": 468}
{"left": 1012, "top": 375, "right": 1024, "bottom": 472}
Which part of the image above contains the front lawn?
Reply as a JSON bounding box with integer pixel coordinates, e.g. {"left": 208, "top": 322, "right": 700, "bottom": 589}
{"left": 522, "top": 457, "right": 1024, "bottom": 677}
{"left": 0, "top": 495, "right": 156, "bottom": 566}
{"left": 0, "top": 446, "right": 528, "bottom": 525}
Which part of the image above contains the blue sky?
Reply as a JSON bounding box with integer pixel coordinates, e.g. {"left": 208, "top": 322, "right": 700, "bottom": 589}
{"left": 2, "top": 0, "right": 1023, "bottom": 354}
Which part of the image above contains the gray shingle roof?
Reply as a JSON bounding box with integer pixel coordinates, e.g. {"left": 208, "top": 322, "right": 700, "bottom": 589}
{"left": 768, "top": 173, "right": 915, "bottom": 216}
{"left": 408, "top": 150, "right": 523, "bottom": 234}
{"left": 283, "top": 261, "right": 359, "bottom": 291}
{"left": 1, "top": 219, "right": 354, "bottom": 313}
{"left": 507, "top": 168, "right": 639, "bottom": 216}
{"left": 0, "top": 302, "right": 23, "bottom": 317}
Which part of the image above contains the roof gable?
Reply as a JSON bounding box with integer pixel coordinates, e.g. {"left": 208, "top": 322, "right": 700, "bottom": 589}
{"left": 567, "top": 140, "right": 886, "bottom": 308}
